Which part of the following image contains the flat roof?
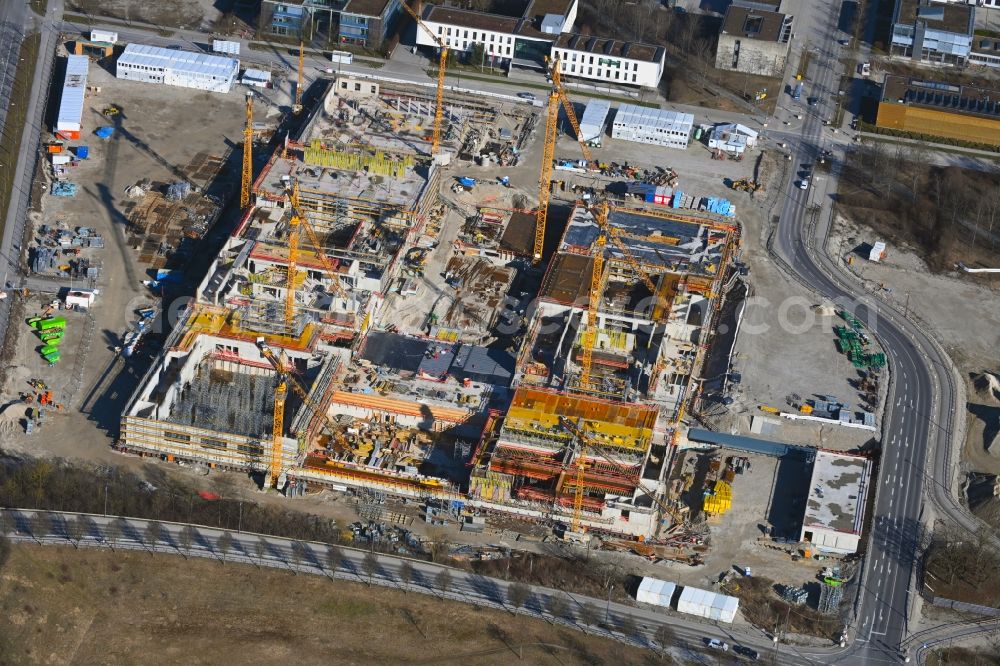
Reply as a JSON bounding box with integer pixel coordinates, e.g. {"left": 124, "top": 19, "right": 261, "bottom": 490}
{"left": 343, "top": 0, "right": 394, "bottom": 17}
{"left": 894, "top": 0, "right": 973, "bottom": 35}
{"left": 721, "top": 5, "right": 788, "bottom": 42}
{"left": 802, "top": 450, "right": 872, "bottom": 535}
{"left": 555, "top": 33, "right": 663, "bottom": 63}
{"left": 56, "top": 55, "right": 89, "bottom": 133}
{"left": 423, "top": 5, "right": 520, "bottom": 34}
{"left": 614, "top": 104, "right": 694, "bottom": 133}
{"left": 118, "top": 43, "right": 238, "bottom": 80}
{"left": 881, "top": 75, "right": 1000, "bottom": 121}
{"left": 973, "top": 36, "right": 1000, "bottom": 56}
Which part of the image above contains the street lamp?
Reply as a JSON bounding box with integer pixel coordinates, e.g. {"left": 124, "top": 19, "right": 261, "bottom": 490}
{"left": 605, "top": 584, "right": 614, "bottom": 626}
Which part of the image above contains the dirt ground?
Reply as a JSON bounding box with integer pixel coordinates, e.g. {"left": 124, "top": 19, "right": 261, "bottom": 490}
{"left": 0, "top": 544, "right": 661, "bottom": 665}
{"left": 707, "top": 153, "right": 883, "bottom": 451}
{"left": 0, "top": 48, "right": 247, "bottom": 457}
{"left": 66, "top": 0, "right": 217, "bottom": 31}
{"left": 828, "top": 214, "right": 1000, "bottom": 476}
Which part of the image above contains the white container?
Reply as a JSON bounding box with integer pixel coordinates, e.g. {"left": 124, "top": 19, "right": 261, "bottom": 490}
{"left": 90, "top": 30, "right": 118, "bottom": 44}
{"left": 51, "top": 154, "right": 72, "bottom": 165}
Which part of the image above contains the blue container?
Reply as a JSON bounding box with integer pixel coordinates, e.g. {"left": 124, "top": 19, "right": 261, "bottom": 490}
{"left": 75, "top": 146, "right": 89, "bottom": 159}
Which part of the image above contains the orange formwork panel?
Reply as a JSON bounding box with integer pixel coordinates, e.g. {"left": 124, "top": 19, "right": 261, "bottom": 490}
{"left": 329, "top": 391, "right": 472, "bottom": 424}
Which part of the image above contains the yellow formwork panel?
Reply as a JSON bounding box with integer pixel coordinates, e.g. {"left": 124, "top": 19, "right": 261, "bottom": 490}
{"left": 703, "top": 480, "right": 732, "bottom": 515}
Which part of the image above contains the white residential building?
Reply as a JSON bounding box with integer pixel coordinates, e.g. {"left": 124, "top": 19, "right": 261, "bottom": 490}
{"left": 116, "top": 43, "right": 239, "bottom": 94}
{"left": 611, "top": 104, "right": 693, "bottom": 149}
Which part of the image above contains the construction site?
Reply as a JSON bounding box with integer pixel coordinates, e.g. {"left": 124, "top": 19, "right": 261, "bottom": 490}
{"left": 107, "top": 25, "right": 748, "bottom": 546}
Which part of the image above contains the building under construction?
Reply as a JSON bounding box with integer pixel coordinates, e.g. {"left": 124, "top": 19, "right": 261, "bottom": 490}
{"left": 465, "top": 205, "right": 739, "bottom": 536}
{"left": 118, "top": 68, "right": 741, "bottom": 539}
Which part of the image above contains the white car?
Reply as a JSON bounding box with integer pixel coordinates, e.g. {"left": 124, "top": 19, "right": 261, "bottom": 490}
{"left": 797, "top": 179, "right": 809, "bottom": 190}
{"left": 707, "top": 639, "right": 730, "bottom": 651}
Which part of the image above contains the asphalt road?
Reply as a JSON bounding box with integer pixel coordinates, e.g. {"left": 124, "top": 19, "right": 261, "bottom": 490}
{"left": 766, "top": 0, "right": 976, "bottom": 663}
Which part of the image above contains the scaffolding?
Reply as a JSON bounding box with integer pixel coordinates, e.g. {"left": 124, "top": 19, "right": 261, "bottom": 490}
{"left": 165, "top": 358, "right": 276, "bottom": 439}
{"left": 302, "top": 140, "right": 415, "bottom": 178}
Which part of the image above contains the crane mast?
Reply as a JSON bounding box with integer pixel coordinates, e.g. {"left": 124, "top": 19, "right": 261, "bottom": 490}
{"left": 241, "top": 91, "right": 253, "bottom": 210}
{"left": 401, "top": 2, "right": 448, "bottom": 157}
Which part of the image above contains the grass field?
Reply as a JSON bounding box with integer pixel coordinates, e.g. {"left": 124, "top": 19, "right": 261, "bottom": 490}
{"left": 0, "top": 33, "right": 39, "bottom": 247}
{"left": 0, "top": 544, "right": 663, "bottom": 664}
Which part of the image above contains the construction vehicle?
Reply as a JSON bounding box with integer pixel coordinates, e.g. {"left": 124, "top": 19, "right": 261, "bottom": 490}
{"left": 102, "top": 105, "right": 121, "bottom": 117}
{"left": 401, "top": 2, "right": 447, "bottom": 158}
{"left": 730, "top": 178, "right": 761, "bottom": 194}
{"left": 293, "top": 41, "right": 305, "bottom": 115}
{"left": 241, "top": 90, "right": 254, "bottom": 210}
{"left": 534, "top": 56, "right": 593, "bottom": 263}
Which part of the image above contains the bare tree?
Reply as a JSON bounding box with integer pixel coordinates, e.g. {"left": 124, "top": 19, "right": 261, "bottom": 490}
{"left": 30, "top": 512, "right": 52, "bottom": 543}
{"left": 546, "top": 594, "right": 569, "bottom": 621}
{"left": 325, "top": 544, "right": 343, "bottom": 579}
{"left": 67, "top": 515, "right": 88, "bottom": 549}
{"left": 145, "top": 521, "right": 163, "bottom": 554}
{"left": 617, "top": 613, "right": 638, "bottom": 639}
{"left": 399, "top": 561, "right": 414, "bottom": 592}
{"left": 104, "top": 517, "right": 123, "bottom": 551}
{"left": 507, "top": 582, "right": 530, "bottom": 614}
{"left": 217, "top": 531, "right": 234, "bottom": 564}
{"left": 435, "top": 569, "right": 453, "bottom": 598}
{"left": 178, "top": 524, "right": 195, "bottom": 558}
{"left": 654, "top": 624, "right": 676, "bottom": 656}
{"left": 254, "top": 537, "right": 267, "bottom": 568}
{"left": 578, "top": 602, "right": 599, "bottom": 627}
{"left": 363, "top": 552, "right": 379, "bottom": 586}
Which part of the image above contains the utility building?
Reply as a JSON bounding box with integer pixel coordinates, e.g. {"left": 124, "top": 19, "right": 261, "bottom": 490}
{"left": 115, "top": 43, "right": 239, "bottom": 94}
{"left": 611, "top": 105, "right": 693, "bottom": 149}
{"left": 799, "top": 450, "right": 873, "bottom": 555}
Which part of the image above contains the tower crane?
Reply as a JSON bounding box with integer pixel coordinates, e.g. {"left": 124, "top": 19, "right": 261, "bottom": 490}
{"left": 558, "top": 416, "right": 680, "bottom": 533}
{"left": 284, "top": 182, "right": 302, "bottom": 328}
{"left": 534, "top": 56, "right": 593, "bottom": 263}
{"left": 578, "top": 235, "right": 604, "bottom": 390}
{"left": 401, "top": 2, "right": 447, "bottom": 157}
{"left": 285, "top": 183, "right": 351, "bottom": 303}
{"left": 256, "top": 338, "right": 345, "bottom": 487}
{"left": 293, "top": 41, "right": 305, "bottom": 115}
{"left": 240, "top": 91, "right": 254, "bottom": 210}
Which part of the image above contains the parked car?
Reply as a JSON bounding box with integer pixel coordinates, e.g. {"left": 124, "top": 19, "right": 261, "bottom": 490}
{"left": 706, "top": 638, "right": 729, "bottom": 651}
{"left": 517, "top": 92, "right": 536, "bottom": 101}
{"left": 797, "top": 179, "right": 809, "bottom": 190}
{"left": 807, "top": 96, "right": 819, "bottom": 106}
{"left": 734, "top": 645, "right": 759, "bottom": 661}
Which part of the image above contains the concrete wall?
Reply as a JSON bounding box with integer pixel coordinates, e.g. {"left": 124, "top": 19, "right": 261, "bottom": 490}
{"left": 714, "top": 35, "right": 789, "bottom": 77}
{"left": 876, "top": 102, "right": 1000, "bottom": 147}
{"left": 801, "top": 526, "right": 861, "bottom": 555}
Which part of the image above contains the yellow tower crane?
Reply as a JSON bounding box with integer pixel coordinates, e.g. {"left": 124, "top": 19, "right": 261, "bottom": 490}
{"left": 578, "top": 235, "right": 605, "bottom": 390}
{"left": 293, "top": 41, "right": 305, "bottom": 115}
{"left": 257, "top": 338, "right": 346, "bottom": 488}
{"left": 284, "top": 183, "right": 302, "bottom": 327}
{"left": 285, "top": 183, "right": 351, "bottom": 303}
{"left": 559, "top": 416, "right": 682, "bottom": 533}
{"left": 270, "top": 378, "right": 288, "bottom": 488}
{"left": 240, "top": 90, "right": 254, "bottom": 210}
{"left": 534, "top": 57, "right": 593, "bottom": 263}
{"left": 401, "top": 2, "right": 447, "bottom": 157}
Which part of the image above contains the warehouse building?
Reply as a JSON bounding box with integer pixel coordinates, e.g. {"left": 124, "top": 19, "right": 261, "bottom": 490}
{"left": 876, "top": 76, "right": 1000, "bottom": 148}
{"left": 116, "top": 43, "right": 239, "bottom": 94}
{"left": 55, "top": 55, "right": 89, "bottom": 139}
{"left": 799, "top": 450, "right": 873, "bottom": 555}
{"left": 889, "top": 0, "right": 974, "bottom": 65}
{"left": 611, "top": 104, "right": 693, "bottom": 149}
{"left": 714, "top": 4, "right": 792, "bottom": 77}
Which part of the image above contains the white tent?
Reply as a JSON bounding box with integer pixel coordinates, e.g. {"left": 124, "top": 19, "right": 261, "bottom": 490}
{"left": 636, "top": 577, "right": 676, "bottom": 608}
{"left": 676, "top": 586, "right": 739, "bottom": 623}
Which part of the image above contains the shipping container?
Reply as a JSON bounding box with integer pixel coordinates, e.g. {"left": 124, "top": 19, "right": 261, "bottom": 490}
{"left": 75, "top": 145, "right": 89, "bottom": 159}
{"left": 329, "top": 50, "right": 353, "bottom": 64}
{"left": 36, "top": 316, "right": 67, "bottom": 332}
{"left": 90, "top": 30, "right": 118, "bottom": 44}
{"left": 55, "top": 55, "right": 89, "bottom": 137}
{"left": 51, "top": 154, "right": 72, "bottom": 165}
